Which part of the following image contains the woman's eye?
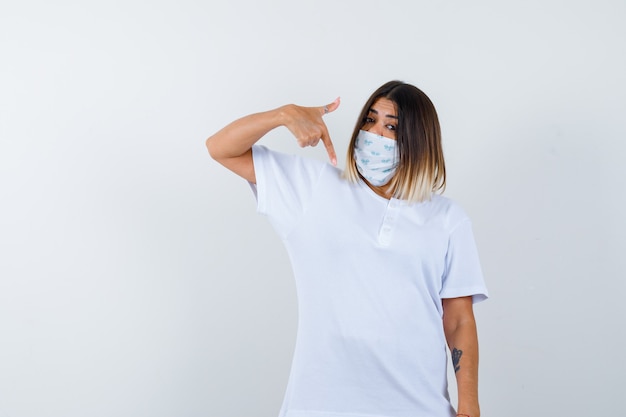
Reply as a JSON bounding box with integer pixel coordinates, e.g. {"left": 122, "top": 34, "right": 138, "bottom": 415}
{"left": 364, "top": 117, "right": 375, "bottom": 124}
{"left": 386, "top": 124, "right": 397, "bottom": 131}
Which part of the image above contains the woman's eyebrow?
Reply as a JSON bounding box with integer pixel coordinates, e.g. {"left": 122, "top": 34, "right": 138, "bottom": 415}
{"left": 369, "top": 108, "right": 398, "bottom": 119}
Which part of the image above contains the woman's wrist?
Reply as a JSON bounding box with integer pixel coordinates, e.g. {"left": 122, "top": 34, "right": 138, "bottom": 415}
{"left": 456, "top": 405, "right": 479, "bottom": 417}
{"left": 456, "top": 409, "right": 479, "bottom": 417}
{"left": 276, "top": 104, "right": 295, "bottom": 127}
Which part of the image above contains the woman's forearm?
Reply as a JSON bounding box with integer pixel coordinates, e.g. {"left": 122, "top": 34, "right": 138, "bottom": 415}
{"left": 449, "top": 320, "right": 480, "bottom": 417}
{"left": 442, "top": 297, "right": 481, "bottom": 417}
{"left": 206, "top": 106, "right": 287, "bottom": 161}
{"left": 206, "top": 101, "right": 337, "bottom": 183}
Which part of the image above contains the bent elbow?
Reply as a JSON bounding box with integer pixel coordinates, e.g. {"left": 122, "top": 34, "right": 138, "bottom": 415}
{"left": 205, "top": 136, "right": 218, "bottom": 160}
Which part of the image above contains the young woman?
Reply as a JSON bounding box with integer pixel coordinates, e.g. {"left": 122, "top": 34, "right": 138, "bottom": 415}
{"left": 206, "top": 80, "right": 488, "bottom": 417}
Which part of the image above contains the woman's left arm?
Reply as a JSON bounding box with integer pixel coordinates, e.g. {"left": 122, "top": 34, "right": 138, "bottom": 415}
{"left": 442, "top": 296, "right": 480, "bottom": 417}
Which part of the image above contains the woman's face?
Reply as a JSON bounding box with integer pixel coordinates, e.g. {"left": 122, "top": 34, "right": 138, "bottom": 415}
{"left": 361, "top": 97, "right": 398, "bottom": 140}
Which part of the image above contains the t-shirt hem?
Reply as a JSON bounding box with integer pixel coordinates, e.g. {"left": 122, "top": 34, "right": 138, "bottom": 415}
{"left": 440, "top": 287, "right": 489, "bottom": 304}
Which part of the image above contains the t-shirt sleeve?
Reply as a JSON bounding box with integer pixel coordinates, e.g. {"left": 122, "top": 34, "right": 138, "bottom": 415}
{"left": 440, "top": 218, "right": 489, "bottom": 303}
{"left": 250, "top": 145, "right": 326, "bottom": 238}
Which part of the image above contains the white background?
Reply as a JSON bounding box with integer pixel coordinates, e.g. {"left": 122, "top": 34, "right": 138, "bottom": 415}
{"left": 1, "top": 1, "right": 625, "bottom": 416}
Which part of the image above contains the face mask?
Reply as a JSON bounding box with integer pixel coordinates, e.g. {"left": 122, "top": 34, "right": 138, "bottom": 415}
{"left": 354, "top": 130, "right": 399, "bottom": 186}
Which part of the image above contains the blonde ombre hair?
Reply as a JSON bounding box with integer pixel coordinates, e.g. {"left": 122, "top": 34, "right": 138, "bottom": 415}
{"left": 344, "top": 81, "right": 446, "bottom": 203}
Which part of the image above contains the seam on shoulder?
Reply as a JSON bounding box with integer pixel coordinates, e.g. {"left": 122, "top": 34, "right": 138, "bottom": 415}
{"left": 449, "top": 216, "right": 471, "bottom": 235}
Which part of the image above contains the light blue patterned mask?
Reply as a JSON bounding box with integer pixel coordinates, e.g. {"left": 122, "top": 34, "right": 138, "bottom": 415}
{"left": 354, "top": 130, "right": 399, "bottom": 186}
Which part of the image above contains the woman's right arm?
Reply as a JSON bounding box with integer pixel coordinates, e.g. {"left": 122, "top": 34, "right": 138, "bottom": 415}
{"left": 205, "top": 99, "right": 340, "bottom": 183}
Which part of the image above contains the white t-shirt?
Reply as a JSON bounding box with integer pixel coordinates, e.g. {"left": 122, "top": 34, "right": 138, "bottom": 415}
{"left": 250, "top": 145, "right": 488, "bottom": 417}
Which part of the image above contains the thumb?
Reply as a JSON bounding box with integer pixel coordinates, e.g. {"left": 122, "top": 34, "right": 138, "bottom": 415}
{"left": 320, "top": 96, "right": 341, "bottom": 116}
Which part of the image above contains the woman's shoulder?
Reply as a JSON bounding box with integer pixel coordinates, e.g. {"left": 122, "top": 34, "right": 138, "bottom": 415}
{"left": 252, "top": 144, "right": 340, "bottom": 188}
{"left": 253, "top": 145, "right": 332, "bottom": 169}
{"left": 422, "top": 193, "right": 472, "bottom": 231}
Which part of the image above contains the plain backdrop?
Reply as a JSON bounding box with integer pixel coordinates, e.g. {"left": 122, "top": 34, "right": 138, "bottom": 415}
{"left": 1, "top": 1, "right": 625, "bottom": 416}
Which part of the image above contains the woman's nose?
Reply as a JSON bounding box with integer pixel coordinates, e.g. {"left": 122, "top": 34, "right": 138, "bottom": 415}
{"left": 367, "top": 123, "right": 384, "bottom": 136}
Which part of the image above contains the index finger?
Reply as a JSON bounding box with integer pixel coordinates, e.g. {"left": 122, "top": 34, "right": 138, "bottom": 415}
{"left": 320, "top": 125, "right": 337, "bottom": 166}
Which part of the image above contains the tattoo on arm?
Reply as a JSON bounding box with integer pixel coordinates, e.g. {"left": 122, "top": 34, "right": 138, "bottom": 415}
{"left": 452, "top": 347, "right": 463, "bottom": 373}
